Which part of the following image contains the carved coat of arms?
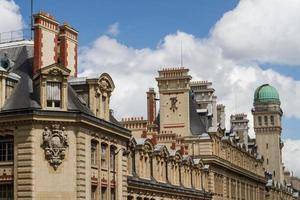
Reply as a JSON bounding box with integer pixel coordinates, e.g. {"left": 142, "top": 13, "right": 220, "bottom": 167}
{"left": 41, "top": 125, "right": 68, "bottom": 170}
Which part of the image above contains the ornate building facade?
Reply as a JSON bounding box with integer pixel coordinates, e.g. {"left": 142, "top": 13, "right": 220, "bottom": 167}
{"left": 0, "top": 12, "right": 213, "bottom": 200}
{"left": 0, "top": 11, "right": 299, "bottom": 200}
{"left": 122, "top": 67, "right": 299, "bottom": 200}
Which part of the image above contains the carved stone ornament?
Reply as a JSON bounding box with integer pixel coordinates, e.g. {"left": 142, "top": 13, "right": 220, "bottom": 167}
{"left": 96, "top": 77, "right": 113, "bottom": 96}
{"left": 170, "top": 97, "right": 178, "bottom": 112}
{"left": 41, "top": 124, "right": 68, "bottom": 170}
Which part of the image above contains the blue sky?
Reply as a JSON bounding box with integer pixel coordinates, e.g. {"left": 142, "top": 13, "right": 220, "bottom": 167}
{"left": 12, "top": 0, "right": 300, "bottom": 141}
{"left": 16, "top": 0, "right": 239, "bottom": 47}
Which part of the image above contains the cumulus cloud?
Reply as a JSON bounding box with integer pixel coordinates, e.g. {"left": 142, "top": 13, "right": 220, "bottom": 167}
{"left": 211, "top": 0, "right": 300, "bottom": 65}
{"left": 0, "top": 0, "right": 23, "bottom": 35}
{"left": 107, "top": 22, "right": 120, "bottom": 36}
{"left": 78, "top": 0, "right": 300, "bottom": 176}
{"left": 79, "top": 32, "right": 300, "bottom": 134}
{"left": 283, "top": 139, "right": 300, "bottom": 177}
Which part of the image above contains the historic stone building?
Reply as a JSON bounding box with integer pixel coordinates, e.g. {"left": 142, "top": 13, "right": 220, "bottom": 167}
{"left": 0, "top": 11, "right": 299, "bottom": 200}
{"left": 0, "top": 12, "right": 214, "bottom": 200}
{"left": 0, "top": 12, "right": 132, "bottom": 199}
{"left": 122, "top": 67, "right": 299, "bottom": 200}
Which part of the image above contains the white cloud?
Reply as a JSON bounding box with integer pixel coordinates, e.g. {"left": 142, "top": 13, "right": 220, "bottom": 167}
{"left": 107, "top": 22, "right": 120, "bottom": 36}
{"left": 0, "top": 0, "right": 23, "bottom": 34}
{"left": 211, "top": 0, "right": 300, "bottom": 65}
{"left": 283, "top": 139, "right": 300, "bottom": 177}
{"left": 78, "top": 32, "right": 300, "bottom": 133}
{"left": 78, "top": 0, "right": 300, "bottom": 176}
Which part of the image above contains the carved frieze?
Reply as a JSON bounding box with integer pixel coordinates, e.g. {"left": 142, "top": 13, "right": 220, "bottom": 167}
{"left": 41, "top": 124, "right": 68, "bottom": 170}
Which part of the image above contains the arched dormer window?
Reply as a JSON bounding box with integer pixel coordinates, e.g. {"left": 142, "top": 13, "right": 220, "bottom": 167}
{"left": 88, "top": 73, "right": 115, "bottom": 120}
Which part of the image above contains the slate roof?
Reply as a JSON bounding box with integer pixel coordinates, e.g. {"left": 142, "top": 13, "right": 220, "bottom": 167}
{"left": 189, "top": 91, "right": 208, "bottom": 135}
{"left": 0, "top": 41, "right": 123, "bottom": 128}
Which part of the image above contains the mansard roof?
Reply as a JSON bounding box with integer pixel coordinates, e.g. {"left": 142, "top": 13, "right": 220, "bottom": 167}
{"left": 0, "top": 41, "right": 128, "bottom": 135}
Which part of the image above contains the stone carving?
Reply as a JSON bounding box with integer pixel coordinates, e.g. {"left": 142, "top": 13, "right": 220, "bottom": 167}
{"left": 96, "top": 77, "right": 113, "bottom": 96}
{"left": 170, "top": 97, "right": 178, "bottom": 112}
{"left": 41, "top": 124, "right": 68, "bottom": 170}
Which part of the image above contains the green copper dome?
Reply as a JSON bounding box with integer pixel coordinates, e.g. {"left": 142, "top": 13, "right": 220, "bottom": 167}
{"left": 254, "top": 84, "right": 280, "bottom": 104}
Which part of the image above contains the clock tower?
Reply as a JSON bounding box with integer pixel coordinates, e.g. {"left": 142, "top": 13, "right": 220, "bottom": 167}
{"left": 156, "top": 67, "right": 192, "bottom": 137}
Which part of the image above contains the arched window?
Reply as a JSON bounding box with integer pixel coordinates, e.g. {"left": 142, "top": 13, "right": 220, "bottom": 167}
{"left": 264, "top": 116, "right": 268, "bottom": 126}
{"left": 270, "top": 115, "right": 275, "bottom": 126}
{"left": 258, "top": 116, "right": 262, "bottom": 126}
{"left": 101, "top": 143, "right": 108, "bottom": 168}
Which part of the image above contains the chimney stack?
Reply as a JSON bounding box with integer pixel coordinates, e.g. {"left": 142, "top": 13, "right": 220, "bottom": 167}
{"left": 33, "top": 12, "right": 59, "bottom": 75}
{"left": 59, "top": 22, "right": 78, "bottom": 77}
{"left": 147, "top": 88, "right": 156, "bottom": 125}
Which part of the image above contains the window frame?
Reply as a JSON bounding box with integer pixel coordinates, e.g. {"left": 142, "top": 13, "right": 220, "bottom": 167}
{"left": 91, "top": 140, "right": 98, "bottom": 167}
{"left": 0, "top": 136, "right": 13, "bottom": 162}
{"left": 46, "top": 81, "right": 62, "bottom": 108}
{"left": 101, "top": 143, "right": 108, "bottom": 169}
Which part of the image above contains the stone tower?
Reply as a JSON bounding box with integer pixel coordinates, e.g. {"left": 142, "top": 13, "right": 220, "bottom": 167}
{"left": 190, "top": 81, "right": 218, "bottom": 129}
{"left": 252, "top": 84, "right": 284, "bottom": 184}
{"left": 230, "top": 113, "right": 249, "bottom": 145}
{"left": 156, "top": 67, "right": 192, "bottom": 137}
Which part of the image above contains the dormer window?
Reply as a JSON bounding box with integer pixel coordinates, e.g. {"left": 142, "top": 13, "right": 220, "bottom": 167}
{"left": 47, "top": 82, "right": 61, "bottom": 108}
{"left": 5, "top": 79, "right": 17, "bottom": 100}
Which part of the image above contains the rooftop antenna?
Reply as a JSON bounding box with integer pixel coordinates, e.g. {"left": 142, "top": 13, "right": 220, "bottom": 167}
{"left": 180, "top": 40, "right": 183, "bottom": 67}
{"left": 234, "top": 88, "right": 237, "bottom": 114}
{"left": 30, "top": 0, "right": 34, "bottom": 40}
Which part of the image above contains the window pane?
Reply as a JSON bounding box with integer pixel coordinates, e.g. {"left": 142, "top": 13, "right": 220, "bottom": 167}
{"left": 91, "top": 141, "right": 98, "bottom": 166}
{"left": 47, "top": 82, "right": 61, "bottom": 101}
{"left": 0, "top": 183, "right": 13, "bottom": 199}
{"left": 110, "top": 147, "right": 115, "bottom": 171}
{"left": 101, "top": 187, "right": 107, "bottom": 200}
{"left": 47, "top": 82, "right": 61, "bottom": 108}
{"left": 0, "top": 136, "right": 13, "bottom": 162}
{"left": 101, "top": 144, "right": 107, "bottom": 168}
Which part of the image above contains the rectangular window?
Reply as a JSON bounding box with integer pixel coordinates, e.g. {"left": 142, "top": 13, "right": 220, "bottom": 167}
{"left": 91, "top": 185, "right": 97, "bottom": 200}
{"left": 0, "top": 183, "right": 13, "bottom": 199}
{"left": 266, "top": 143, "right": 269, "bottom": 149}
{"left": 91, "top": 140, "right": 98, "bottom": 166}
{"left": 101, "top": 144, "right": 107, "bottom": 168}
{"left": 110, "top": 146, "right": 116, "bottom": 171}
{"left": 102, "top": 96, "right": 106, "bottom": 116}
{"left": 101, "top": 187, "right": 107, "bottom": 200}
{"left": 5, "top": 79, "right": 16, "bottom": 100}
{"left": 47, "top": 82, "right": 61, "bottom": 108}
{"left": 0, "top": 137, "right": 13, "bottom": 162}
{"left": 111, "top": 188, "right": 116, "bottom": 200}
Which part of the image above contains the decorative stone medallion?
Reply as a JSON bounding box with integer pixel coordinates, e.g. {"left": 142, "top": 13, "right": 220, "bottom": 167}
{"left": 41, "top": 124, "right": 68, "bottom": 170}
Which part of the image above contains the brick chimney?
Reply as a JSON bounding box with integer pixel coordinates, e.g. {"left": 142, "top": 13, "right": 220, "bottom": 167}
{"left": 33, "top": 12, "right": 59, "bottom": 75}
{"left": 58, "top": 23, "right": 78, "bottom": 77}
{"left": 147, "top": 88, "right": 156, "bottom": 125}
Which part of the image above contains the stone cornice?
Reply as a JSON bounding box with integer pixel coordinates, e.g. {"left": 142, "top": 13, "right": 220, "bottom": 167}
{"left": 199, "top": 155, "right": 266, "bottom": 184}
{"left": 0, "top": 108, "right": 131, "bottom": 139}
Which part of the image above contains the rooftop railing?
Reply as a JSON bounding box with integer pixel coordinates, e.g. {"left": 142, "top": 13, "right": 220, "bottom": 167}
{"left": 0, "top": 29, "right": 32, "bottom": 44}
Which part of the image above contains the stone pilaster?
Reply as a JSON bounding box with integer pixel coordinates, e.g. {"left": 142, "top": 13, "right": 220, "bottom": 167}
{"left": 15, "top": 127, "right": 35, "bottom": 199}
{"left": 76, "top": 132, "right": 86, "bottom": 199}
